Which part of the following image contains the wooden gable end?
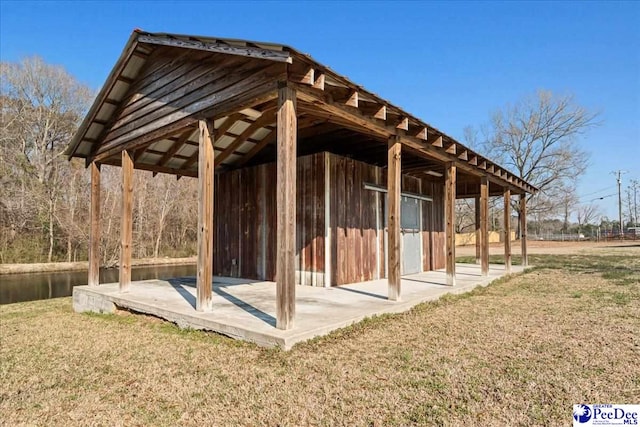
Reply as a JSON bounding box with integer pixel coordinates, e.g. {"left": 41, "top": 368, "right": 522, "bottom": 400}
{"left": 91, "top": 46, "right": 286, "bottom": 164}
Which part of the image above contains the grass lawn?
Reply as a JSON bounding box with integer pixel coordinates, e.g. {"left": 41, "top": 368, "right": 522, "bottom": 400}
{"left": 1, "top": 252, "right": 639, "bottom": 426}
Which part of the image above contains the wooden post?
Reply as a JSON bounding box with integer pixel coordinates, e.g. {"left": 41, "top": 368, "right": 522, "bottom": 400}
{"left": 475, "top": 196, "right": 481, "bottom": 264}
{"left": 504, "top": 188, "right": 512, "bottom": 274}
{"left": 88, "top": 162, "right": 101, "bottom": 287}
{"left": 520, "top": 194, "right": 528, "bottom": 266}
{"left": 480, "top": 176, "right": 489, "bottom": 276}
{"left": 120, "top": 150, "right": 133, "bottom": 292}
{"left": 196, "top": 119, "right": 214, "bottom": 312}
{"left": 387, "top": 136, "right": 402, "bottom": 300}
{"left": 276, "top": 83, "right": 297, "bottom": 330}
{"left": 445, "top": 162, "right": 456, "bottom": 286}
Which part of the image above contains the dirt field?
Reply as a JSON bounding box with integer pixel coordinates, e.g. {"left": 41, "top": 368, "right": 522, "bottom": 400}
{"left": 1, "top": 244, "right": 638, "bottom": 426}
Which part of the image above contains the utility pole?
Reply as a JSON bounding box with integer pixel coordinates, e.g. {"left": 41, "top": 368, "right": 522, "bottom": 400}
{"left": 632, "top": 179, "right": 639, "bottom": 227}
{"left": 614, "top": 170, "right": 627, "bottom": 239}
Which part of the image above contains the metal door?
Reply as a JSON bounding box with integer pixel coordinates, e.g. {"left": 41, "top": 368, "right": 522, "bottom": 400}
{"left": 401, "top": 196, "right": 422, "bottom": 274}
{"left": 384, "top": 195, "right": 422, "bottom": 276}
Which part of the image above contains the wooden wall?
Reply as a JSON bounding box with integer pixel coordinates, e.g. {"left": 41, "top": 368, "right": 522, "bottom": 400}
{"left": 326, "top": 153, "right": 445, "bottom": 286}
{"left": 213, "top": 153, "right": 325, "bottom": 285}
{"left": 97, "top": 47, "right": 285, "bottom": 159}
{"left": 328, "top": 154, "right": 382, "bottom": 285}
{"left": 422, "top": 181, "right": 446, "bottom": 271}
{"left": 213, "top": 151, "right": 446, "bottom": 286}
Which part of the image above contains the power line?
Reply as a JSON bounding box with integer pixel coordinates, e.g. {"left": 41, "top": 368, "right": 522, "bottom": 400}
{"left": 589, "top": 193, "right": 617, "bottom": 202}
{"left": 577, "top": 185, "right": 617, "bottom": 201}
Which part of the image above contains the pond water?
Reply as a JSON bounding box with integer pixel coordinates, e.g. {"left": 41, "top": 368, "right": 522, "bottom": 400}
{"left": 0, "top": 263, "right": 197, "bottom": 305}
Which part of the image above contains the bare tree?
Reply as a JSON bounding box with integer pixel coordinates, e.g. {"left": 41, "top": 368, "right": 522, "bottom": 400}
{"left": 468, "top": 90, "right": 599, "bottom": 227}
{"left": 626, "top": 179, "right": 639, "bottom": 227}
{"left": 576, "top": 203, "right": 601, "bottom": 234}
{"left": 1, "top": 57, "right": 92, "bottom": 261}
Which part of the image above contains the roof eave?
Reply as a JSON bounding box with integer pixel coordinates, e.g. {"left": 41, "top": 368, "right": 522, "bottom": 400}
{"left": 65, "top": 30, "right": 141, "bottom": 160}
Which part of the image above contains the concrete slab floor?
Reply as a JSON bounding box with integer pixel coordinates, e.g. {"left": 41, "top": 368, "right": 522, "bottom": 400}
{"left": 73, "top": 263, "right": 527, "bottom": 350}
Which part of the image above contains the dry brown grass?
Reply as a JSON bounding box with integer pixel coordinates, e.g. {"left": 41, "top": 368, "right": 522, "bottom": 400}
{"left": 1, "top": 249, "right": 639, "bottom": 426}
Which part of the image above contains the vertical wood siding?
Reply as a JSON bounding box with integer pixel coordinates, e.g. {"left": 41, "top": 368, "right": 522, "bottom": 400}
{"left": 213, "top": 153, "right": 325, "bottom": 285}
{"left": 213, "top": 151, "right": 446, "bottom": 286}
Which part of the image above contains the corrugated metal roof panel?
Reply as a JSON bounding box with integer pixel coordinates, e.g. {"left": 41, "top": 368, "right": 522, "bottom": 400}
{"left": 215, "top": 135, "right": 234, "bottom": 150}
{"left": 236, "top": 141, "right": 254, "bottom": 154}
{"left": 177, "top": 145, "right": 196, "bottom": 158}
{"left": 86, "top": 123, "right": 103, "bottom": 140}
{"left": 228, "top": 120, "right": 250, "bottom": 136}
{"left": 76, "top": 142, "right": 92, "bottom": 156}
{"left": 121, "top": 55, "right": 145, "bottom": 80}
{"left": 250, "top": 127, "right": 271, "bottom": 141}
{"left": 110, "top": 80, "right": 130, "bottom": 101}
{"left": 95, "top": 103, "right": 117, "bottom": 122}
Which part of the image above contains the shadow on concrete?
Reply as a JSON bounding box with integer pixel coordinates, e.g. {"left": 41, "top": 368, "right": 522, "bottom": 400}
{"left": 334, "top": 286, "right": 388, "bottom": 300}
{"left": 168, "top": 279, "right": 197, "bottom": 309}
{"left": 168, "top": 277, "right": 275, "bottom": 327}
{"left": 401, "top": 277, "right": 449, "bottom": 286}
{"left": 214, "top": 287, "right": 276, "bottom": 327}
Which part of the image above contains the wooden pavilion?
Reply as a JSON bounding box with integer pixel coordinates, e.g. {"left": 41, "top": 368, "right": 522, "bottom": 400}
{"left": 66, "top": 30, "right": 537, "bottom": 331}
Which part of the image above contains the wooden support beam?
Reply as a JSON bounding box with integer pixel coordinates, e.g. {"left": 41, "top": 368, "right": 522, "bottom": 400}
{"left": 520, "top": 194, "right": 528, "bottom": 267}
{"left": 120, "top": 150, "right": 133, "bottom": 292}
{"left": 388, "top": 136, "right": 402, "bottom": 300}
{"left": 276, "top": 83, "right": 297, "bottom": 330}
{"left": 88, "top": 162, "right": 101, "bottom": 287}
{"left": 138, "top": 34, "right": 293, "bottom": 63}
{"left": 415, "top": 127, "right": 428, "bottom": 140}
{"left": 236, "top": 128, "right": 276, "bottom": 167}
{"left": 181, "top": 113, "right": 244, "bottom": 171}
{"left": 504, "top": 188, "right": 512, "bottom": 274}
{"left": 458, "top": 150, "right": 468, "bottom": 161}
{"left": 292, "top": 83, "right": 534, "bottom": 195}
{"left": 374, "top": 105, "right": 387, "bottom": 120}
{"left": 156, "top": 128, "right": 195, "bottom": 168}
{"left": 292, "top": 67, "right": 314, "bottom": 85}
{"left": 215, "top": 109, "right": 276, "bottom": 166}
{"left": 475, "top": 196, "right": 481, "bottom": 265}
{"left": 313, "top": 73, "right": 325, "bottom": 90}
{"left": 469, "top": 156, "right": 478, "bottom": 166}
{"left": 214, "top": 113, "right": 245, "bottom": 140}
{"left": 480, "top": 176, "right": 489, "bottom": 276}
{"left": 345, "top": 90, "right": 358, "bottom": 108}
{"left": 445, "top": 162, "right": 456, "bottom": 286}
{"left": 196, "top": 119, "right": 214, "bottom": 312}
{"left": 116, "top": 75, "right": 134, "bottom": 85}
{"left": 133, "top": 146, "right": 146, "bottom": 162}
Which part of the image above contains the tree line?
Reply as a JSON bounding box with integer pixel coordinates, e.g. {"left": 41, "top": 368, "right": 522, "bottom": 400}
{"left": 1, "top": 57, "right": 605, "bottom": 264}
{"left": 1, "top": 57, "right": 199, "bottom": 264}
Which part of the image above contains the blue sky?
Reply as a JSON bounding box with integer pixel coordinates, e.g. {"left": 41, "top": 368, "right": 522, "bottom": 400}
{"left": 1, "top": 0, "right": 638, "bottom": 220}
